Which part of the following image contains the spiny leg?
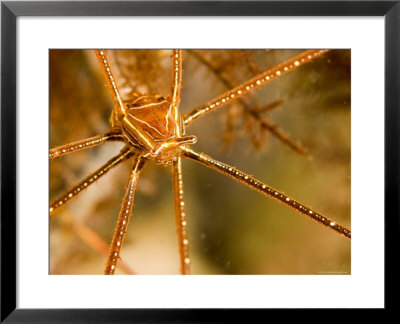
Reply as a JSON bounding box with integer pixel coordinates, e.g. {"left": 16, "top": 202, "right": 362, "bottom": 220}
{"left": 105, "top": 154, "right": 146, "bottom": 275}
{"left": 182, "top": 147, "right": 351, "bottom": 239}
{"left": 72, "top": 221, "right": 136, "bottom": 274}
{"left": 95, "top": 49, "right": 127, "bottom": 118}
{"left": 187, "top": 50, "right": 308, "bottom": 155}
{"left": 171, "top": 157, "right": 191, "bottom": 274}
{"left": 49, "top": 129, "right": 124, "bottom": 160}
{"left": 183, "top": 49, "right": 329, "bottom": 126}
{"left": 50, "top": 146, "right": 134, "bottom": 215}
{"left": 170, "top": 49, "right": 183, "bottom": 136}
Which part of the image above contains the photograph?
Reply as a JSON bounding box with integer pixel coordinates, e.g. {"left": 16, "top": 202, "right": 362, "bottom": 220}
{"left": 49, "top": 49, "right": 351, "bottom": 275}
{"left": 2, "top": 0, "right": 395, "bottom": 319}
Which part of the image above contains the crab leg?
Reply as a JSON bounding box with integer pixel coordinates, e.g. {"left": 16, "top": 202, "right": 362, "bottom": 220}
{"left": 105, "top": 154, "right": 146, "bottom": 275}
{"left": 50, "top": 146, "right": 133, "bottom": 216}
{"left": 73, "top": 221, "right": 135, "bottom": 274}
{"left": 183, "top": 49, "right": 329, "bottom": 126}
{"left": 95, "top": 49, "right": 127, "bottom": 119}
{"left": 172, "top": 157, "right": 191, "bottom": 274}
{"left": 188, "top": 50, "right": 308, "bottom": 155}
{"left": 171, "top": 49, "right": 183, "bottom": 137}
{"left": 182, "top": 147, "right": 351, "bottom": 239}
{"left": 49, "top": 129, "right": 124, "bottom": 160}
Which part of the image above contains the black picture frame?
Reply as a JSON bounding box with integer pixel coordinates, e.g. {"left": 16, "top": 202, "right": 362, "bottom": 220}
{"left": 1, "top": 0, "right": 399, "bottom": 322}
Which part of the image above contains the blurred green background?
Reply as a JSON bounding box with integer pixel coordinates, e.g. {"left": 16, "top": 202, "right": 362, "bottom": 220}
{"left": 49, "top": 49, "right": 351, "bottom": 275}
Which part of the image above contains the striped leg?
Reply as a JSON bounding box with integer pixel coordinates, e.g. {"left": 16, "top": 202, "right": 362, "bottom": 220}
{"left": 50, "top": 147, "right": 133, "bottom": 215}
{"left": 95, "top": 50, "right": 127, "bottom": 119}
{"left": 183, "top": 50, "right": 329, "bottom": 126}
{"left": 187, "top": 50, "right": 308, "bottom": 155}
{"left": 105, "top": 154, "right": 146, "bottom": 275}
{"left": 170, "top": 49, "right": 183, "bottom": 137}
{"left": 49, "top": 129, "right": 124, "bottom": 160}
{"left": 172, "top": 157, "right": 191, "bottom": 274}
{"left": 73, "top": 221, "right": 135, "bottom": 274}
{"left": 182, "top": 147, "right": 351, "bottom": 239}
